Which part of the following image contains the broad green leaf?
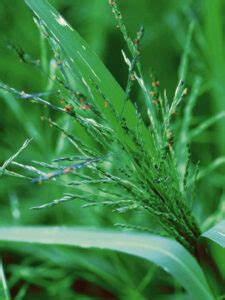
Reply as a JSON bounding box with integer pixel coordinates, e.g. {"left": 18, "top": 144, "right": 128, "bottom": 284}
{"left": 202, "top": 220, "right": 225, "bottom": 248}
{"left": 0, "top": 226, "right": 213, "bottom": 300}
{"left": 24, "top": 0, "right": 155, "bottom": 156}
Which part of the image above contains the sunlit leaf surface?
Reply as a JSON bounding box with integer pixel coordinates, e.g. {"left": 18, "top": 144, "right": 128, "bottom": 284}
{"left": 0, "top": 226, "right": 214, "bottom": 300}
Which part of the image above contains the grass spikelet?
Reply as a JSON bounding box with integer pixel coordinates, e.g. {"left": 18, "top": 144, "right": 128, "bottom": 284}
{"left": 0, "top": 139, "right": 32, "bottom": 176}
{"left": 32, "top": 157, "right": 101, "bottom": 183}
{"left": 30, "top": 194, "right": 82, "bottom": 210}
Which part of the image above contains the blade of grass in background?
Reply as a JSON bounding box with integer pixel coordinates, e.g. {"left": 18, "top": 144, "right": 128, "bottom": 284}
{"left": 202, "top": 0, "right": 225, "bottom": 155}
{"left": 86, "top": 0, "right": 109, "bottom": 56}
{"left": 0, "top": 260, "right": 11, "bottom": 300}
{"left": 197, "top": 157, "right": 225, "bottom": 181}
{"left": 189, "top": 111, "right": 225, "bottom": 140}
{"left": 0, "top": 91, "right": 45, "bottom": 153}
{"left": 201, "top": 221, "right": 225, "bottom": 281}
{"left": 202, "top": 220, "right": 225, "bottom": 248}
{"left": 0, "top": 226, "right": 214, "bottom": 300}
{"left": 178, "top": 22, "right": 195, "bottom": 82}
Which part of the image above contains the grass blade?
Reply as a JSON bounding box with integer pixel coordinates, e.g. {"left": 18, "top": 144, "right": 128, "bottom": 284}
{"left": 0, "top": 260, "right": 11, "bottom": 300}
{"left": 0, "top": 226, "right": 214, "bottom": 300}
{"left": 201, "top": 221, "right": 225, "bottom": 282}
{"left": 24, "top": 0, "right": 155, "bottom": 156}
{"left": 178, "top": 22, "right": 195, "bottom": 81}
{"left": 189, "top": 111, "right": 225, "bottom": 140}
{"left": 202, "top": 221, "right": 225, "bottom": 248}
{"left": 197, "top": 157, "right": 225, "bottom": 181}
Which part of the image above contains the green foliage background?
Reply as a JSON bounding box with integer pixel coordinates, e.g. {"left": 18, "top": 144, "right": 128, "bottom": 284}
{"left": 0, "top": 0, "right": 225, "bottom": 299}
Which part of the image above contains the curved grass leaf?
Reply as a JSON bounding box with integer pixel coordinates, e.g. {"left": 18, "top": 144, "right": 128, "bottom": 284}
{"left": 197, "top": 157, "right": 225, "bottom": 181}
{"left": 0, "top": 226, "right": 213, "bottom": 299}
{"left": 201, "top": 221, "right": 225, "bottom": 280}
{"left": 189, "top": 111, "right": 225, "bottom": 140}
{"left": 24, "top": 0, "right": 155, "bottom": 156}
{"left": 202, "top": 220, "right": 225, "bottom": 248}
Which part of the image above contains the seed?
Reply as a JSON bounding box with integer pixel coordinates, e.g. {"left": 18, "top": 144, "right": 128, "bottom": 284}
{"left": 64, "top": 104, "right": 73, "bottom": 112}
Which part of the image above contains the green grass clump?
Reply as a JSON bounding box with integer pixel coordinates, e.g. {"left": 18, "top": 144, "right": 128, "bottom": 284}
{"left": 0, "top": 0, "right": 201, "bottom": 254}
{"left": 0, "top": 0, "right": 225, "bottom": 299}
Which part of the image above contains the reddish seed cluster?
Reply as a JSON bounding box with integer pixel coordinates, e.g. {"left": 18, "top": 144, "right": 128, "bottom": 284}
{"left": 64, "top": 104, "right": 74, "bottom": 113}
{"left": 150, "top": 90, "right": 159, "bottom": 105}
{"left": 61, "top": 99, "right": 92, "bottom": 112}
{"left": 134, "top": 39, "right": 139, "bottom": 47}
{"left": 63, "top": 167, "right": 73, "bottom": 174}
{"left": 134, "top": 36, "right": 142, "bottom": 48}
{"left": 149, "top": 77, "right": 161, "bottom": 106}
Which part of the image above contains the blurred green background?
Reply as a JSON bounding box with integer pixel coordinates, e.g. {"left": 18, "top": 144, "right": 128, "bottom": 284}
{"left": 0, "top": 0, "right": 225, "bottom": 299}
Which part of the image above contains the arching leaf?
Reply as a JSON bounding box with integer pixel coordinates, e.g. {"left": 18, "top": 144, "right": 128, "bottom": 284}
{"left": 0, "top": 226, "right": 213, "bottom": 299}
